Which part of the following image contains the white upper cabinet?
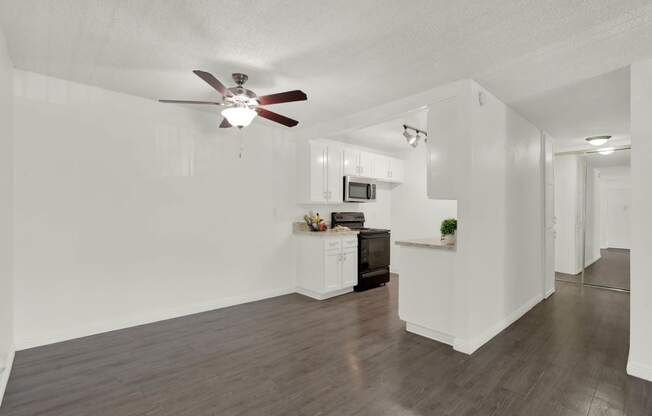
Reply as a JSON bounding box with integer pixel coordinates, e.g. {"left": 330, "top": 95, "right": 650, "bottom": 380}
{"left": 309, "top": 142, "right": 328, "bottom": 203}
{"left": 326, "top": 143, "right": 343, "bottom": 202}
{"left": 358, "top": 151, "right": 373, "bottom": 178}
{"left": 299, "top": 141, "right": 343, "bottom": 204}
{"left": 298, "top": 140, "right": 404, "bottom": 203}
{"left": 387, "top": 157, "right": 405, "bottom": 183}
{"left": 343, "top": 149, "right": 374, "bottom": 178}
{"left": 343, "top": 149, "right": 359, "bottom": 176}
{"left": 372, "top": 154, "right": 404, "bottom": 183}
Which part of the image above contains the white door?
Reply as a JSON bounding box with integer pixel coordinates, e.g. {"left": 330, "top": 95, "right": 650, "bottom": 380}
{"left": 310, "top": 143, "right": 328, "bottom": 203}
{"left": 606, "top": 187, "right": 631, "bottom": 249}
{"left": 324, "top": 251, "right": 341, "bottom": 291}
{"left": 543, "top": 134, "right": 555, "bottom": 296}
{"left": 343, "top": 149, "right": 359, "bottom": 176}
{"left": 326, "top": 146, "right": 343, "bottom": 203}
{"left": 341, "top": 248, "right": 358, "bottom": 287}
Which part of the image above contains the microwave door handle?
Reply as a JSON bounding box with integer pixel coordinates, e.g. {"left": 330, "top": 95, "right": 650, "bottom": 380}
{"left": 367, "top": 184, "right": 372, "bottom": 199}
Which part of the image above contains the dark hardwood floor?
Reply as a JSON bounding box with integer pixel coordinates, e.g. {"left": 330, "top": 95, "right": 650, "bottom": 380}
{"left": 585, "top": 249, "right": 630, "bottom": 291}
{"left": 556, "top": 249, "right": 631, "bottom": 291}
{"left": 2, "top": 278, "right": 651, "bottom": 416}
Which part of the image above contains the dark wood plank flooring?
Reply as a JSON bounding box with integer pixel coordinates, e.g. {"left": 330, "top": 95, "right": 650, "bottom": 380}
{"left": 585, "top": 249, "right": 630, "bottom": 291}
{"left": 2, "top": 279, "right": 651, "bottom": 416}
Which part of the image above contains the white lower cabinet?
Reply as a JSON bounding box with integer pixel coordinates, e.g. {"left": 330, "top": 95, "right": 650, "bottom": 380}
{"left": 296, "top": 234, "right": 359, "bottom": 300}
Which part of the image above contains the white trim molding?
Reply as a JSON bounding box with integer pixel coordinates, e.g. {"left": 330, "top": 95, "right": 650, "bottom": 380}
{"left": 16, "top": 287, "right": 295, "bottom": 350}
{"left": 454, "top": 294, "right": 543, "bottom": 355}
{"left": 295, "top": 286, "right": 353, "bottom": 301}
{"left": 405, "top": 322, "right": 454, "bottom": 346}
{"left": 0, "top": 347, "right": 15, "bottom": 408}
{"left": 627, "top": 359, "right": 652, "bottom": 382}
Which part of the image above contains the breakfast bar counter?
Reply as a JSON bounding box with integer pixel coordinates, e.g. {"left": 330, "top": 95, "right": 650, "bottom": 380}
{"left": 395, "top": 238, "right": 457, "bottom": 348}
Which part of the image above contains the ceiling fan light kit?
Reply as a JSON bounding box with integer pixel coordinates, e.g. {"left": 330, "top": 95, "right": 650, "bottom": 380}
{"left": 221, "top": 106, "right": 257, "bottom": 128}
{"left": 159, "top": 70, "right": 307, "bottom": 129}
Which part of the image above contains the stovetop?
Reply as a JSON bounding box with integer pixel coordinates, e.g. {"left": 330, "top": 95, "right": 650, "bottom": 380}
{"left": 331, "top": 212, "right": 390, "bottom": 235}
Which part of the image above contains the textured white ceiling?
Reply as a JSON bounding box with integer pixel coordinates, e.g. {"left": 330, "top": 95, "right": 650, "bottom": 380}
{"left": 1, "top": 0, "right": 651, "bottom": 134}
{"left": 516, "top": 67, "right": 631, "bottom": 150}
{"left": 588, "top": 149, "right": 631, "bottom": 168}
{"left": 329, "top": 109, "right": 428, "bottom": 154}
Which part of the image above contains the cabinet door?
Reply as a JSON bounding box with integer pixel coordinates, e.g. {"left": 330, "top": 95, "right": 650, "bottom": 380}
{"left": 372, "top": 154, "right": 389, "bottom": 180}
{"left": 388, "top": 157, "right": 405, "bottom": 183}
{"left": 324, "top": 251, "right": 342, "bottom": 291}
{"left": 343, "top": 149, "right": 359, "bottom": 176}
{"left": 309, "top": 143, "right": 328, "bottom": 202}
{"left": 341, "top": 248, "right": 358, "bottom": 287}
{"left": 358, "top": 151, "right": 373, "bottom": 178}
{"left": 326, "top": 146, "right": 343, "bottom": 203}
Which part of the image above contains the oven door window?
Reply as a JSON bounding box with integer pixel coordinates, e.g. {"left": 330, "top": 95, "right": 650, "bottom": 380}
{"left": 349, "top": 182, "right": 369, "bottom": 200}
{"left": 360, "top": 235, "right": 390, "bottom": 273}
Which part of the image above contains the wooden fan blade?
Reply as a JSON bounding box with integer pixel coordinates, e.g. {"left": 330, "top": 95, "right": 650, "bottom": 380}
{"left": 193, "top": 70, "right": 230, "bottom": 96}
{"left": 219, "top": 118, "right": 232, "bottom": 128}
{"left": 256, "top": 107, "right": 299, "bottom": 127}
{"left": 159, "top": 99, "right": 222, "bottom": 105}
{"left": 257, "top": 90, "right": 307, "bottom": 105}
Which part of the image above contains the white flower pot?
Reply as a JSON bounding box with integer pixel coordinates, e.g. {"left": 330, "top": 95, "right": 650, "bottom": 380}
{"left": 442, "top": 233, "right": 456, "bottom": 246}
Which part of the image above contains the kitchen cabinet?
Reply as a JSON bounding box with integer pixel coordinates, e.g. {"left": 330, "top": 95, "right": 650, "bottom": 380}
{"left": 343, "top": 149, "right": 373, "bottom": 178}
{"left": 295, "top": 234, "right": 359, "bottom": 300}
{"left": 298, "top": 141, "right": 343, "bottom": 204}
{"left": 298, "top": 140, "right": 404, "bottom": 204}
{"left": 372, "top": 155, "right": 405, "bottom": 183}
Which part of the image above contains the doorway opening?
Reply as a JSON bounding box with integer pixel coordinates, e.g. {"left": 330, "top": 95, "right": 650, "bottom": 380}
{"left": 554, "top": 147, "right": 631, "bottom": 292}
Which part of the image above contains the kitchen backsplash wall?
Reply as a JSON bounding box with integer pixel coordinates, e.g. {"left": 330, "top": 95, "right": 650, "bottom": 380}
{"left": 295, "top": 181, "right": 393, "bottom": 229}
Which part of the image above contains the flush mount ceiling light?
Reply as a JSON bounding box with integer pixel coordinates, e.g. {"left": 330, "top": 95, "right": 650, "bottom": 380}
{"left": 585, "top": 135, "right": 612, "bottom": 146}
{"left": 159, "top": 70, "right": 307, "bottom": 128}
{"left": 598, "top": 147, "right": 615, "bottom": 155}
{"left": 403, "top": 124, "right": 428, "bottom": 148}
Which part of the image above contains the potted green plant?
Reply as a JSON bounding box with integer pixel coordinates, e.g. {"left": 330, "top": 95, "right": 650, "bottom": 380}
{"left": 440, "top": 218, "right": 457, "bottom": 246}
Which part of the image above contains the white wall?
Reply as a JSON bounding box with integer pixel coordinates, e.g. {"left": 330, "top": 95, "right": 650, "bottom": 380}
{"left": 0, "top": 24, "right": 14, "bottom": 405}
{"left": 503, "top": 105, "right": 545, "bottom": 321}
{"left": 458, "top": 83, "right": 544, "bottom": 351}
{"left": 554, "top": 154, "right": 582, "bottom": 274}
{"left": 628, "top": 59, "right": 652, "bottom": 382}
{"left": 390, "top": 145, "right": 457, "bottom": 272}
{"left": 12, "top": 70, "right": 297, "bottom": 349}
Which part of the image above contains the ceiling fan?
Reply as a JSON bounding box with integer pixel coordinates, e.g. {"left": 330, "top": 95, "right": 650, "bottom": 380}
{"left": 159, "top": 70, "right": 307, "bottom": 128}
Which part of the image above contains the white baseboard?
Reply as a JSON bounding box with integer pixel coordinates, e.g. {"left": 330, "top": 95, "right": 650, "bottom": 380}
{"left": 0, "top": 347, "right": 15, "bottom": 408}
{"left": 405, "top": 322, "right": 454, "bottom": 346}
{"left": 295, "top": 286, "right": 353, "bottom": 300}
{"left": 16, "top": 287, "right": 295, "bottom": 351}
{"left": 627, "top": 359, "right": 652, "bottom": 382}
{"left": 453, "top": 293, "right": 543, "bottom": 355}
{"left": 544, "top": 286, "right": 555, "bottom": 299}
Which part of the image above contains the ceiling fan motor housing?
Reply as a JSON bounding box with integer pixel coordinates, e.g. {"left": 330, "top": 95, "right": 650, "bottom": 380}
{"left": 232, "top": 73, "right": 248, "bottom": 86}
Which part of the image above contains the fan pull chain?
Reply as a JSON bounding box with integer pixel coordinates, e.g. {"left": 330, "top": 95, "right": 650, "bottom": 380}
{"left": 238, "top": 128, "right": 244, "bottom": 159}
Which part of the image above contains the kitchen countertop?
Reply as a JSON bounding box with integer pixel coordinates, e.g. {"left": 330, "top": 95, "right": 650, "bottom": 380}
{"left": 395, "top": 238, "right": 456, "bottom": 250}
{"left": 293, "top": 222, "right": 359, "bottom": 236}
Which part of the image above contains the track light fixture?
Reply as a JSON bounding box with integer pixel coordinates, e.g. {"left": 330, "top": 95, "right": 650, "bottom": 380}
{"left": 403, "top": 124, "right": 428, "bottom": 148}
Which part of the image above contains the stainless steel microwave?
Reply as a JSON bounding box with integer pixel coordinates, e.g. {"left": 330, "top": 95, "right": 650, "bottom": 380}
{"left": 344, "top": 176, "right": 376, "bottom": 202}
